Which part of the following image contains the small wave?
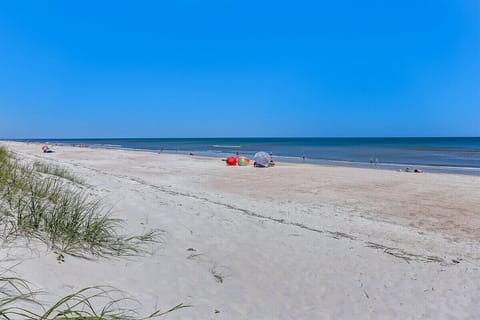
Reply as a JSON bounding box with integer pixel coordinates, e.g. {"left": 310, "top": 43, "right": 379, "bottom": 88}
{"left": 90, "top": 144, "right": 123, "bottom": 149}
{"left": 212, "top": 145, "right": 241, "bottom": 148}
{"left": 102, "top": 144, "right": 122, "bottom": 147}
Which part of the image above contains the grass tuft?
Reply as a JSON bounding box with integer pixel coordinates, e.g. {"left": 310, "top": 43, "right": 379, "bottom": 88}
{"left": 0, "top": 146, "right": 160, "bottom": 257}
{"left": 209, "top": 267, "right": 224, "bottom": 284}
{"left": 0, "top": 146, "right": 183, "bottom": 318}
{"left": 0, "top": 276, "right": 189, "bottom": 319}
{"left": 33, "top": 161, "right": 84, "bottom": 185}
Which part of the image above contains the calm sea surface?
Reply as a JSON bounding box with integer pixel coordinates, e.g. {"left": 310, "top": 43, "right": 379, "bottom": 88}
{"left": 16, "top": 138, "right": 480, "bottom": 175}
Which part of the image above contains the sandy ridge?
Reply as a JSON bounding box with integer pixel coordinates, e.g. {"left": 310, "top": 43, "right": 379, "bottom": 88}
{"left": 1, "top": 141, "right": 480, "bottom": 319}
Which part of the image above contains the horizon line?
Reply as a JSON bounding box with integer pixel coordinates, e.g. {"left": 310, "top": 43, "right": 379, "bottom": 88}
{"left": 2, "top": 136, "right": 479, "bottom": 140}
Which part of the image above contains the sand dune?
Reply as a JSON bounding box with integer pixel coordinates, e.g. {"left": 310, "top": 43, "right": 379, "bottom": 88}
{"left": 1, "top": 141, "right": 480, "bottom": 319}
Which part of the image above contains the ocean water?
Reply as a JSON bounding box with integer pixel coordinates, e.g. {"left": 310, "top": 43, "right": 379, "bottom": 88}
{"left": 18, "top": 138, "right": 480, "bottom": 175}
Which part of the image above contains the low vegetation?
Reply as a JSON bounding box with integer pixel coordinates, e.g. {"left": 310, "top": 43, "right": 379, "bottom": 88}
{"left": 33, "top": 161, "right": 84, "bottom": 185}
{"left": 210, "top": 266, "right": 224, "bottom": 284}
{"left": 0, "top": 146, "right": 181, "bottom": 318}
{"left": 0, "top": 146, "right": 159, "bottom": 257}
{"left": 0, "top": 276, "right": 188, "bottom": 319}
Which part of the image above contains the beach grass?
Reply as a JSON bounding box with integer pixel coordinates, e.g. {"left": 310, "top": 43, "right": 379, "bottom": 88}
{"left": 33, "top": 161, "right": 84, "bottom": 185}
{"left": 0, "top": 146, "right": 160, "bottom": 257}
{"left": 0, "top": 276, "right": 189, "bottom": 319}
{"left": 0, "top": 146, "right": 183, "bottom": 318}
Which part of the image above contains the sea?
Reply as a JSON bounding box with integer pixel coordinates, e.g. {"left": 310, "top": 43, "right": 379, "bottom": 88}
{"left": 16, "top": 137, "right": 480, "bottom": 175}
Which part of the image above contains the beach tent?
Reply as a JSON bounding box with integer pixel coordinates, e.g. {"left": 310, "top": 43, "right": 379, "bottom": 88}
{"left": 226, "top": 156, "right": 237, "bottom": 166}
{"left": 253, "top": 152, "right": 270, "bottom": 167}
{"left": 237, "top": 156, "right": 250, "bottom": 166}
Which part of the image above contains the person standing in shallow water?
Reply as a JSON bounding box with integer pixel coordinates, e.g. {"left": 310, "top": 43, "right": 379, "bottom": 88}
{"left": 267, "top": 152, "right": 275, "bottom": 167}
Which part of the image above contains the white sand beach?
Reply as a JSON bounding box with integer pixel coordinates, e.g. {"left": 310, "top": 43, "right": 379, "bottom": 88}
{"left": 1, "top": 141, "right": 480, "bottom": 319}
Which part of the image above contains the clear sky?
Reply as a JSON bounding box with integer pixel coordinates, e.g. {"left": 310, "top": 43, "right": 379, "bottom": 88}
{"left": 1, "top": 1, "right": 479, "bottom": 138}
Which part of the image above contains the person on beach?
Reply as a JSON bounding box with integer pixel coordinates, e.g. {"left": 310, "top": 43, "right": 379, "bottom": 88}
{"left": 370, "top": 158, "right": 373, "bottom": 167}
{"left": 302, "top": 154, "right": 306, "bottom": 162}
{"left": 374, "top": 158, "right": 379, "bottom": 167}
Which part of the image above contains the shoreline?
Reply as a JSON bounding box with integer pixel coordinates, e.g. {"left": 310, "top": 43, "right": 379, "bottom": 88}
{"left": 3, "top": 140, "right": 479, "bottom": 242}
{"left": 4, "top": 139, "right": 480, "bottom": 176}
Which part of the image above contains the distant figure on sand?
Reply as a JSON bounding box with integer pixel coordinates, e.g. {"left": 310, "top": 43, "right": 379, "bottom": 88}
{"left": 369, "top": 158, "right": 373, "bottom": 167}
{"left": 400, "top": 167, "right": 424, "bottom": 173}
{"left": 42, "top": 145, "right": 53, "bottom": 153}
{"left": 374, "top": 158, "right": 379, "bottom": 167}
{"left": 302, "top": 154, "right": 306, "bottom": 162}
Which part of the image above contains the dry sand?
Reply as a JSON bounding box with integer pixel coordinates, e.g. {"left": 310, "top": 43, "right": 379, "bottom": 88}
{"left": 1, "top": 141, "right": 480, "bottom": 319}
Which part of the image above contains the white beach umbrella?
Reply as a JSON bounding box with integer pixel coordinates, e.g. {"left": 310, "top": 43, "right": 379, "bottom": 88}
{"left": 254, "top": 151, "right": 270, "bottom": 167}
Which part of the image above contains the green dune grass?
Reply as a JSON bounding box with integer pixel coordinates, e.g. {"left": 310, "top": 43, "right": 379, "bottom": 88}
{"left": 0, "top": 276, "right": 188, "bottom": 319}
{"left": 0, "top": 146, "right": 184, "bottom": 319}
{"left": 0, "top": 146, "right": 160, "bottom": 257}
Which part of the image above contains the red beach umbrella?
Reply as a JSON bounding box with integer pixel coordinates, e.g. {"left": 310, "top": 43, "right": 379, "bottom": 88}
{"left": 226, "top": 156, "right": 238, "bottom": 166}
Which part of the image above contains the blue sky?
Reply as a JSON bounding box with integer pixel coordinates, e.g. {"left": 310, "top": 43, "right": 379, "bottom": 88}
{"left": 1, "top": 1, "right": 479, "bottom": 138}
